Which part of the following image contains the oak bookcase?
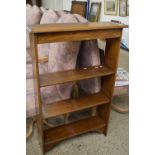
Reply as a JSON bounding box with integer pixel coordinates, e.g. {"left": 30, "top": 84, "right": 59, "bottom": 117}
{"left": 27, "top": 22, "right": 127, "bottom": 154}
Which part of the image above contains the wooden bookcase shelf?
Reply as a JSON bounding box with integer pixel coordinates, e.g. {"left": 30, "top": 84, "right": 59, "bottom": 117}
{"left": 44, "top": 116, "right": 105, "bottom": 152}
{"left": 43, "top": 92, "right": 110, "bottom": 119}
{"left": 27, "top": 22, "right": 127, "bottom": 155}
{"left": 40, "top": 65, "right": 114, "bottom": 87}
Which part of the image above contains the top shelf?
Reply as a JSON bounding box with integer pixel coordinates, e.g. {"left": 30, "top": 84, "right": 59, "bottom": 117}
{"left": 27, "top": 22, "right": 128, "bottom": 34}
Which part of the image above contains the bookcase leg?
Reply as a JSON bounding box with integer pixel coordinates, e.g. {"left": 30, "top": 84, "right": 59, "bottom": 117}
{"left": 98, "top": 103, "right": 111, "bottom": 136}
{"left": 95, "top": 127, "right": 105, "bottom": 134}
{"left": 35, "top": 117, "right": 45, "bottom": 155}
{"left": 44, "top": 142, "right": 58, "bottom": 153}
{"left": 29, "top": 34, "right": 45, "bottom": 155}
{"left": 99, "top": 37, "right": 122, "bottom": 136}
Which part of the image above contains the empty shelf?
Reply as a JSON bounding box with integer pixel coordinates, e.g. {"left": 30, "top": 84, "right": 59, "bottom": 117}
{"left": 44, "top": 116, "right": 105, "bottom": 145}
{"left": 40, "top": 65, "right": 114, "bottom": 87}
{"left": 43, "top": 92, "right": 110, "bottom": 119}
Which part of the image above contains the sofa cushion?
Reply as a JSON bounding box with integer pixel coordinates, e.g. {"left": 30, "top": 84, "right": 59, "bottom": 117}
{"left": 40, "top": 9, "right": 59, "bottom": 24}
{"left": 26, "top": 5, "right": 42, "bottom": 25}
{"left": 56, "top": 10, "right": 67, "bottom": 17}
{"left": 26, "top": 5, "right": 42, "bottom": 49}
{"left": 40, "top": 6, "right": 47, "bottom": 13}
{"left": 73, "top": 14, "right": 88, "bottom": 23}
{"left": 26, "top": 79, "right": 36, "bottom": 117}
{"left": 37, "top": 9, "right": 59, "bottom": 75}
{"left": 77, "top": 40, "right": 101, "bottom": 94}
{"left": 74, "top": 15, "right": 101, "bottom": 94}
{"left": 41, "top": 14, "right": 81, "bottom": 104}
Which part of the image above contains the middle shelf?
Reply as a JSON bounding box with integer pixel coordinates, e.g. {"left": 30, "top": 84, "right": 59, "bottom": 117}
{"left": 40, "top": 65, "right": 114, "bottom": 87}
{"left": 43, "top": 92, "right": 110, "bottom": 119}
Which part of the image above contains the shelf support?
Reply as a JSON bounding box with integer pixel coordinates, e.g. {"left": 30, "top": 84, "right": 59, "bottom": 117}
{"left": 99, "top": 36, "right": 122, "bottom": 136}
{"left": 29, "top": 33, "right": 44, "bottom": 154}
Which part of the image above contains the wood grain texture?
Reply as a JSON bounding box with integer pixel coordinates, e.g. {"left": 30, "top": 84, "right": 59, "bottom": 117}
{"left": 29, "top": 34, "right": 44, "bottom": 154}
{"left": 43, "top": 92, "right": 110, "bottom": 119}
{"left": 37, "top": 29, "right": 121, "bottom": 44}
{"left": 27, "top": 22, "right": 128, "bottom": 33}
{"left": 27, "top": 56, "right": 48, "bottom": 64}
{"left": 99, "top": 36, "right": 122, "bottom": 136}
{"left": 103, "top": 37, "right": 122, "bottom": 99}
{"left": 40, "top": 65, "right": 114, "bottom": 87}
{"left": 44, "top": 116, "right": 105, "bottom": 150}
{"left": 38, "top": 56, "right": 48, "bottom": 63}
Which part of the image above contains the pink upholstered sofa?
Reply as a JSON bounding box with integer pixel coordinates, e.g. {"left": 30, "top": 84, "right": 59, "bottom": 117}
{"left": 26, "top": 5, "right": 101, "bottom": 118}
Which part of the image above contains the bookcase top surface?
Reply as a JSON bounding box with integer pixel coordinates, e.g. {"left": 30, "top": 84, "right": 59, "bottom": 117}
{"left": 27, "top": 22, "right": 128, "bottom": 34}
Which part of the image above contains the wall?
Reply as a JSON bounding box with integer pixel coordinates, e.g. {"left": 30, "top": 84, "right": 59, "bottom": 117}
{"left": 94, "top": 0, "right": 129, "bottom": 48}
{"left": 63, "top": 0, "right": 129, "bottom": 48}
{"left": 42, "top": 0, "right": 129, "bottom": 48}
{"left": 63, "top": 0, "right": 72, "bottom": 10}
{"left": 42, "top": 0, "right": 63, "bottom": 10}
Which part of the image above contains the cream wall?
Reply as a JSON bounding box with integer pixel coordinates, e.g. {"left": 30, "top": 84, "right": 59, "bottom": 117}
{"left": 63, "top": 0, "right": 129, "bottom": 48}
{"left": 94, "top": 0, "right": 129, "bottom": 48}
{"left": 62, "top": 0, "right": 128, "bottom": 24}
{"left": 42, "top": 0, "right": 129, "bottom": 48}
{"left": 42, "top": 0, "right": 63, "bottom": 10}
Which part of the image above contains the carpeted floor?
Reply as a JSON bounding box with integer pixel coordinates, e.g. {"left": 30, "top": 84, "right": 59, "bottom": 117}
{"left": 26, "top": 48, "right": 129, "bottom": 155}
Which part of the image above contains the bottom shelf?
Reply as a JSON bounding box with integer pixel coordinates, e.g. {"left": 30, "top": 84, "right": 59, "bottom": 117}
{"left": 44, "top": 116, "right": 105, "bottom": 149}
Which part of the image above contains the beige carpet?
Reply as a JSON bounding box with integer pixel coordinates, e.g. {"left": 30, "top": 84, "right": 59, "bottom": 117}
{"left": 26, "top": 48, "right": 129, "bottom": 155}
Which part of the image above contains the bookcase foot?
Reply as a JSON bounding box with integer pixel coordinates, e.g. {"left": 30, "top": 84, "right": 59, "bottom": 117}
{"left": 95, "top": 127, "right": 105, "bottom": 134}
{"left": 103, "top": 126, "right": 108, "bottom": 136}
{"left": 44, "top": 142, "right": 58, "bottom": 153}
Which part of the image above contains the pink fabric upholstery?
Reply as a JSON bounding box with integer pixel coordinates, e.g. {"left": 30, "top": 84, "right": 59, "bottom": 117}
{"left": 37, "top": 9, "right": 59, "bottom": 74}
{"left": 26, "top": 64, "right": 33, "bottom": 79}
{"left": 26, "top": 8, "right": 59, "bottom": 79}
{"left": 26, "top": 5, "right": 42, "bottom": 117}
{"left": 77, "top": 40, "right": 101, "bottom": 94}
{"left": 74, "top": 14, "right": 101, "bottom": 94}
{"left": 40, "top": 9, "right": 58, "bottom": 24}
{"left": 26, "top": 5, "right": 42, "bottom": 49}
{"left": 41, "top": 14, "right": 81, "bottom": 104}
{"left": 56, "top": 10, "right": 67, "bottom": 17}
{"left": 26, "top": 79, "right": 36, "bottom": 117}
{"left": 26, "top": 49, "right": 33, "bottom": 79}
{"left": 26, "top": 13, "right": 101, "bottom": 117}
{"left": 40, "top": 6, "right": 47, "bottom": 13}
{"left": 73, "top": 14, "right": 88, "bottom": 23}
{"left": 26, "top": 48, "right": 31, "bottom": 63}
{"left": 26, "top": 5, "right": 42, "bottom": 25}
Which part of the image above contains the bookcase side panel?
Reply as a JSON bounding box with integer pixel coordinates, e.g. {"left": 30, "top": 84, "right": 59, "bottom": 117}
{"left": 99, "top": 30, "right": 122, "bottom": 135}
{"left": 29, "top": 33, "right": 44, "bottom": 154}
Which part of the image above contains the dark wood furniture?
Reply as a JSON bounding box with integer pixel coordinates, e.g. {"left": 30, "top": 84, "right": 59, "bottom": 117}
{"left": 26, "top": 0, "right": 42, "bottom": 6}
{"left": 27, "top": 22, "right": 127, "bottom": 154}
{"left": 71, "top": 1, "right": 87, "bottom": 17}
